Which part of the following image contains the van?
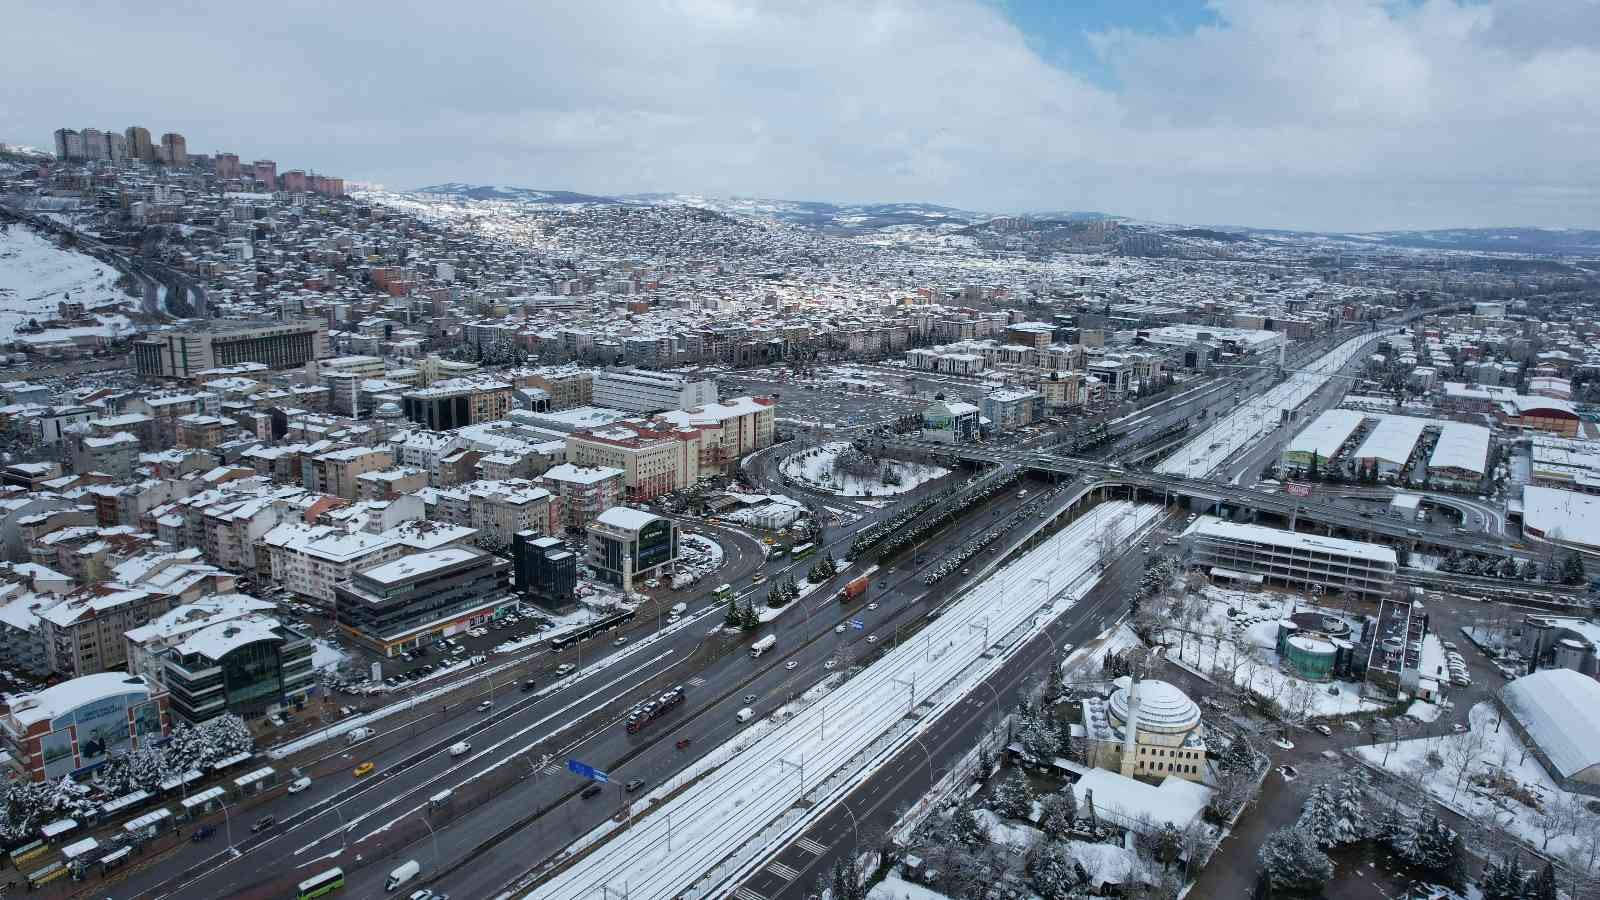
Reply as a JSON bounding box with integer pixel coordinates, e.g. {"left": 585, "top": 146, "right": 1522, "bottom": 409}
{"left": 670, "top": 602, "right": 687, "bottom": 617}
{"left": 386, "top": 859, "right": 421, "bottom": 892}
{"left": 736, "top": 707, "right": 754, "bottom": 723}
{"left": 449, "top": 741, "right": 471, "bottom": 757}
{"left": 346, "top": 726, "right": 373, "bottom": 745}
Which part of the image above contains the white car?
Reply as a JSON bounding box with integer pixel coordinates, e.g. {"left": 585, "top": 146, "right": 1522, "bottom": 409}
{"left": 287, "top": 776, "right": 313, "bottom": 794}
{"left": 867, "top": 603, "right": 878, "bottom": 611}
{"left": 1314, "top": 724, "right": 1333, "bottom": 736}
{"left": 866, "top": 635, "right": 879, "bottom": 644}
{"left": 667, "top": 615, "right": 681, "bottom": 625}
{"left": 835, "top": 624, "right": 846, "bottom": 634}
{"left": 785, "top": 661, "right": 798, "bottom": 670}
{"left": 824, "top": 659, "right": 838, "bottom": 670}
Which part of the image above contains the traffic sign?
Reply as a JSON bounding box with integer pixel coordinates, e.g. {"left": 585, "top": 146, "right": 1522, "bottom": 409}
{"left": 566, "top": 759, "right": 609, "bottom": 783}
{"left": 850, "top": 618, "right": 865, "bottom": 630}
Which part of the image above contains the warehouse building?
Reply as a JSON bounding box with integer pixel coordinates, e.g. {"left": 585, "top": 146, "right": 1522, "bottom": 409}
{"left": 1498, "top": 669, "right": 1600, "bottom": 796}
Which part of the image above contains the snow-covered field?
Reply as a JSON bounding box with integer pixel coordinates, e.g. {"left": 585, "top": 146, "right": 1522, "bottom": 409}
{"left": 1158, "top": 330, "right": 1393, "bottom": 478}
{"left": 780, "top": 441, "right": 948, "bottom": 497}
{"left": 1159, "top": 586, "right": 1381, "bottom": 718}
{"left": 529, "top": 500, "right": 1160, "bottom": 900}
{"left": 0, "top": 224, "right": 136, "bottom": 341}
{"left": 1354, "top": 702, "right": 1584, "bottom": 858}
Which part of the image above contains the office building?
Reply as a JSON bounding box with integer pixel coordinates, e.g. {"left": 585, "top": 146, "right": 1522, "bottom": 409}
{"left": 133, "top": 320, "right": 328, "bottom": 379}
{"left": 591, "top": 368, "right": 716, "bottom": 414}
{"left": 512, "top": 530, "right": 576, "bottom": 605}
{"left": 980, "top": 387, "right": 1044, "bottom": 433}
{"left": 1180, "top": 516, "right": 1396, "bottom": 600}
{"left": 123, "top": 593, "right": 277, "bottom": 687}
{"left": 401, "top": 378, "right": 513, "bottom": 430}
{"left": 921, "top": 399, "right": 980, "bottom": 444}
{"left": 334, "top": 546, "right": 513, "bottom": 657}
{"left": 538, "top": 464, "right": 624, "bottom": 531}
{"left": 587, "top": 507, "right": 678, "bottom": 591}
{"left": 160, "top": 615, "right": 314, "bottom": 723}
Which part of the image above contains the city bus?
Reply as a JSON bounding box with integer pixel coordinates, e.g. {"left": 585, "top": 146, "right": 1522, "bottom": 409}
{"left": 790, "top": 543, "right": 816, "bottom": 560}
{"left": 712, "top": 583, "right": 733, "bottom": 599}
{"left": 296, "top": 867, "right": 345, "bottom": 898}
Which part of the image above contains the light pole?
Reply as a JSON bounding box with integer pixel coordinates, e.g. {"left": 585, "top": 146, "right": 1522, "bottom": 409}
{"left": 221, "top": 800, "right": 234, "bottom": 855}
{"left": 840, "top": 798, "right": 861, "bottom": 856}
{"left": 419, "top": 810, "right": 440, "bottom": 870}
{"left": 911, "top": 735, "right": 935, "bottom": 788}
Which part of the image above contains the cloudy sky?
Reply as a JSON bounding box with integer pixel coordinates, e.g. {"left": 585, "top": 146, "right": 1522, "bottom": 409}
{"left": 6, "top": 0, "right": 1600, "bottom": 231}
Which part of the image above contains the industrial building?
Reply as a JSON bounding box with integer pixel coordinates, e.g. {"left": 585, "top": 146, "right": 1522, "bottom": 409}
{"left": 1498, "top": 669, "right": 1600, "bottom": 796}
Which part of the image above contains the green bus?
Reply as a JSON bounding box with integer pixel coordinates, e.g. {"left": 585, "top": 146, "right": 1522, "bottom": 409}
{"left": 712, "top": 583, "right": 733, "bottom": 599}
{"left": 296, "top": 868, "right": 345, "bottom": 898}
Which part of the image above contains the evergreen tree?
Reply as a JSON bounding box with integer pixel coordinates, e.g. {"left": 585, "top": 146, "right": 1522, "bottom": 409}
{"left": 1257, "top": 826, "right": 1334, "bottom": 895}
{"left": 1054, "top": 717, "right": 1075, "bottom": 763}
{"left": 724, "top": 600, "right": 742, "bottom": 630}
{"left": 1038, "top": 792, "right": 1076, "bottom": 841}
{"left": 1025, "top": 841, "right": 1082, "bottom": 900}
{"left": 1220, "top": 735, "right": 1259, "bottom": 773}
{"left": 1295, "top": 781, "right": 1345, "bottom": 849}
{"left": 990, "top": 770, "right": 1034, "bottom": 820}
{"left": 1481, "top": 854, "right": 1529, "bottom": 900}
{"left": 951, "top": 800, "right": 988, "bottom": 846}
{"left": 1563, "top": 549, "right": 1587, "bottom": 585}
{"left": 1017, "top": 712, "right": 1058, "bottom": 764}
{"left": 1531, "top": 860, "right": 1559, "bottom": 900}
{"left": 1521, "top": 559, "right": 1541, "bottom": 581}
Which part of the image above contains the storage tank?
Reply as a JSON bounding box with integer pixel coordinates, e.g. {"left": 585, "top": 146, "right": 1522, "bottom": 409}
{"left": 1283, "top": 633, "right": 1338, "bottom": 682}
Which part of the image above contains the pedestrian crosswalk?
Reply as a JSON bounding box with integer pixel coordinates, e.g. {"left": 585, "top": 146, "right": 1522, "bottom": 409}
{"left": 687, "top": 676, "right": 708, "bottom": 687}
{"left": 734, "top": 888, "right": 766, "bottom": 900}
{"left": 542, "top": 764, "right": 563, "bottom": 776}
{"left": 795, "top": 837, "right": 828, "bottom": 855}
{"left": 766, "top": 862, "right": 801, "bottom": 881}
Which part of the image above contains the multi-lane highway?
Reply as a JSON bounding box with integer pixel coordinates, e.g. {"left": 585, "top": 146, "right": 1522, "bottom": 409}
{"left": 110, "top": 472, "right": 1067, "bottom": 900}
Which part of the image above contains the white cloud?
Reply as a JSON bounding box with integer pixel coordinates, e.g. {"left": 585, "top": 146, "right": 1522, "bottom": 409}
{"left": 3, "top": 0, "right": 1598, "bottom": 229}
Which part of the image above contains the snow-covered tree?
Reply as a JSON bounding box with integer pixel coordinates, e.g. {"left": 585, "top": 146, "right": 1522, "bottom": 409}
{"left": 1257, "top": 826, "right": 1333, "bottom": 894}
{"left": 1016, "top": 712, "right": 1059, "bottom": 764}
{"left": 1038, "top": 792, "right": 1077, "bottom": 841}
{"left": 1026, "top": 840, "right": 1083, "bottom": 900}
{"left": 1219, "top": 734, "right": 1259, "bottom": 774}
{"left": 1531, "top": 860, "right": 1559, "bottom": 900}
{"left": 1297, "top": 773, "right": 1367, "bottom": 848}
{"left": 1481, "top": 854, "right": 1530, "bottom": 900}
{"left": 951, "top": 800, "right": 988, "bottom": 846}
{"left": 990, "top": 770, "right": 1034, "bottom": 821}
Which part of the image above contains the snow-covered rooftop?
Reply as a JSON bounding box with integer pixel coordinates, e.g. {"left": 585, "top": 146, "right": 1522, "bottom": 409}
{"left": 1500, "top": 668, "right": 1600, "bottom": 779}
{"left": 1286, "top": 408, "right": 1364, "bottom": 460}
{"left": 1428, "top": 421, "right": 1490, "bottom": 475}
{"left": 4, "top": 672, "right": 155, "bottom": 729}
{"left": 594, "top": 506, "right": 663, "bottom": 532}
{"left": 1353, "top": 414, "right": 1428, "bottom": 465}
{"left": 1185, "top": 516, "right": 1397, "bottom": 564}
{"left": 357, "top": 547, "right": 479, "bottom": 586}
{"left": 1522, "top": 485, "right": 1600, "bottom": 551}
{"left": 170, "top": 614, "right": 288, "bottom": 661}
{"left": 1069, "top": 768, "right": 1212, "bottom": 833}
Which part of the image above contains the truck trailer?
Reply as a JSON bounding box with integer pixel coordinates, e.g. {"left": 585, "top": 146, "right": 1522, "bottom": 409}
{"left": 839, "top": 575, "right": 870, "bottom": 602}
{"left": 750, "top": 634, "right": 777, "bottom": 658}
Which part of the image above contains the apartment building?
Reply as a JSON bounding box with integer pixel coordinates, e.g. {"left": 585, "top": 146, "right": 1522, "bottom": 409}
{"left": 1180, "top": 517, "right": 1396, "bottom": 600}
{"left": 538, "top": 464, "right": 624, "bottom": 531}
{"left": 123, "top": 593, "right": 277, "bottom": 687}
{"left": 37, "top": 586, "right": 180, "bottom": 678}
{"left": 306, "top": 446, "right": 395, "bottom": 500}
{"left": 258, "top": 524, "right": 404, "bottom": 605}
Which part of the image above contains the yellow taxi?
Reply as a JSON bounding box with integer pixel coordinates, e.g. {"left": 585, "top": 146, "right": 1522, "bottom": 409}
{"left": 353, "top": 762, "right": 375, "bottom": 778}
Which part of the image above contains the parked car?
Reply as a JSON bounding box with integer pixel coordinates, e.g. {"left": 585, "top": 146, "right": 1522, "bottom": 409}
{"left": 1313, "top": 724, "right": 1333, "bottom": 736}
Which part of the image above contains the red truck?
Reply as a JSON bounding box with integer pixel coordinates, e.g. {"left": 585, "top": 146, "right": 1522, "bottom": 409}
{"left": 839, "top": 575, "right": 869, "bottom": 602}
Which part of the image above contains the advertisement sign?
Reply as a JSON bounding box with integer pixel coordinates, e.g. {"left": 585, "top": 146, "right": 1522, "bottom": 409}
{"left": 1285, "top": 482, "right": 1312, "bottom": 498}
{"left": 40, "top": 729, "right": 74, "bottom": 780}
{"left": 71, "top": 694, "right": 135, "bottom": 770}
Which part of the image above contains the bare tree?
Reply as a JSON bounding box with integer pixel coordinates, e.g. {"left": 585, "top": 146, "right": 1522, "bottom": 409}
{"left": 1441, "top": 726, "right": 1490, "bottom": 805}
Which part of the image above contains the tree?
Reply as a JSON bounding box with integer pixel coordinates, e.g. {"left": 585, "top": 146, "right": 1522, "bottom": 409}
{"left": 828, "top": 856, "right": 867, "bottom": 900}
{"left": 1025, "top": 840, "right": 1083, "bottom": 900}
{"left": 1296, "top": 780, "right": 1362, "bottom": 849}
{"left": 724, "top": 600, "right": 742, "bottom": 630}
{"left": 1016, "top": 712, "right": 1059, "bottom": 764}
{"left": 1219, "top": 734, "right": 1260, "bottom": 774}
{"left": 1531, "top": 860, "right": 1558, "bottom": 900}
{"left": 990, "top": 770, "right": 1034, "bottom": 820}
{"left": 1563, "top": 549, "right": 1587, "bottom": 585}
{"left": 1257, "top": 826, "right": 1333, "bottom": 895}
{"left": 951, "top": 800, "right": 988, "bottom": 846}
{"left": 1038, "top": 791, "right": 1077, "bottom": 841}
{"left": 1481, "top": 854, "right": 1529, "bottom": 900}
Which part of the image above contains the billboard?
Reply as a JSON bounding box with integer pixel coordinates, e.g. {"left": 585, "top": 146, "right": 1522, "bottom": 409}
{"left": 70, "top": 694, "right": 137, "bottom": 772}
{"left": 1285, "top": 482, "right": 1313, "bottom": 498}
{"left": 40, "top": 729, "right": 74, "bottom": 780}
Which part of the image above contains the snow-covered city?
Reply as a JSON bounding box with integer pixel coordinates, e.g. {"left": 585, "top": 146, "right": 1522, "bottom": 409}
{"left": 4, "top": 5, "right": 1600, "bottom": 900}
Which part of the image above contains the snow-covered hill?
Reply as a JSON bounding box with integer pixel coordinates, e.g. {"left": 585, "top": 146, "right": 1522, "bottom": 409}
{"left": 0, "top": 224, "right": 138, "bottom": 342}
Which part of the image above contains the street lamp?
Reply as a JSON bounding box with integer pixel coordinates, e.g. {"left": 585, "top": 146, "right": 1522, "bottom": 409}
{"left": 419, "top": 810, "right": 440, "bottom": 871}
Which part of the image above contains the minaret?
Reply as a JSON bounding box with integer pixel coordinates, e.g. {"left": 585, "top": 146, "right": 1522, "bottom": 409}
{"left": 1119, "top": 676, "right": 1141, "bottom": 778}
